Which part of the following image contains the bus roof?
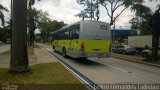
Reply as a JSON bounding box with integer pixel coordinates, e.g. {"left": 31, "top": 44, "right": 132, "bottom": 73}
{"left": 52, "top": 20, "right": 109, "bottom": 34}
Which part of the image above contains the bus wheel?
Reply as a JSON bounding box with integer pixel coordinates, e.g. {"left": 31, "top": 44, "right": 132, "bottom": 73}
{"left": 123, "top": 51, "right": 126, "bottom": 55}
{"left": 62, "top": 49, "right": 67, "bottom": 58}
{"left": 142, "top": 53, "right": 148, "bottom": 58}
{"left": 79, "top": 57, "right": 87, "bottom": 60}
{"left": 53, "top": 45, "right": 55, "bottom": 52}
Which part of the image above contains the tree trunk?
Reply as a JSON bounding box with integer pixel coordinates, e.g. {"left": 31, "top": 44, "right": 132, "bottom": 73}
{"left": 28, "top": 7, "right": 35, "bottom": 47}
{"left": 10, "top": 0, "right": 29, "bottom": 73}
{"left": 152, "top": 29, "right": 159, "bottom": 61}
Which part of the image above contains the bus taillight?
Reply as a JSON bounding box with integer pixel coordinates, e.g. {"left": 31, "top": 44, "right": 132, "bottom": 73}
{"left": 81, "top": 42, "right": 85, "bottom": 51}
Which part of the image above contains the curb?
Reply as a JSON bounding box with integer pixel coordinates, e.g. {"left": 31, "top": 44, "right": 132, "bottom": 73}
{"left": 112, "top": 55, "right": 160, "bottom": 68}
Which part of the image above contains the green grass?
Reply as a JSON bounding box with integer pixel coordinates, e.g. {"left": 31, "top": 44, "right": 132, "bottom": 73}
{"left": 0, "top": 63, "right": 88, "bottom": 90}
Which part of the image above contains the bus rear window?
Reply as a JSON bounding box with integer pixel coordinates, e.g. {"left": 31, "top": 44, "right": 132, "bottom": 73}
{"left": 101, "top": 25, "right": 107, "bottom": 30}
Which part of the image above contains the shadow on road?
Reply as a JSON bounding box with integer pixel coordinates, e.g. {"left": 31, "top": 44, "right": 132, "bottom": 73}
{"left": 53, "top": 51, "right": 105, "bottom": 67}
{"left": 70, "top": 58, "right": 105, "bottom": 66}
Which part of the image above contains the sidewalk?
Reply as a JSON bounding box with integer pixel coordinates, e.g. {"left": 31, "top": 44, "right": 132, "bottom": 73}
{"left": 112, "top": 53, "right": 160, "bottom": 68}
{"left": 0, "top": 44, "right": 57, "bottom": 68}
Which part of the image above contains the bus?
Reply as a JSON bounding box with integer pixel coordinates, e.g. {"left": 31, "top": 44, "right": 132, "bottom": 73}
{"left": 52, "top": 20, "right": 112, "bottom": 59}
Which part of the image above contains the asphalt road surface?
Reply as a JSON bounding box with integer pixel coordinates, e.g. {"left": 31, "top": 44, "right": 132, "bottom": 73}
{"left": 47, "top": 50, "right": 160, "bottom": 84}
{"left": 36, "top": 44, "right": 160, "bottom": 85}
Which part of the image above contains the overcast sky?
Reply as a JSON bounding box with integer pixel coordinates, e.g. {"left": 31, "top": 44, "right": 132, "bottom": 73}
{"left": 0, "top": 0, "right": 160, "bottom": 29}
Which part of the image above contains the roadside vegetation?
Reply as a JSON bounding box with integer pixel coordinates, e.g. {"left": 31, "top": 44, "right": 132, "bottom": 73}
{"left": 0, "top": 43, "right": 88, "bottom": 90}
{"left": 0, "top": 63, "right": 88, "bottom": 90}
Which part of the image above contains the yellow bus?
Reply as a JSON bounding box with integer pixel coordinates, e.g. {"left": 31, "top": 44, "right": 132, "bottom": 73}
{"left": 52, "top": 20, "right": 112, "bottom": 59}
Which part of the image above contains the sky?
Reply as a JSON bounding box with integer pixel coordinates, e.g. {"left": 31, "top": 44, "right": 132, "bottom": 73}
{"left": 0, "top": 0, "right": 160, "bottom": 30}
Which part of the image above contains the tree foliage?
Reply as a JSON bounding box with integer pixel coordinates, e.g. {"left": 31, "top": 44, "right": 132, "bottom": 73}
{"left": 0, "top": 27, "right": 5, "bottom": 39}
{"left": 77, "top": 0, "right": 147, "bottom": 25}
{"left": 28, "top": 0, "right": 41, "bottom": 8}
{"left": 0, "top": 4, "right": 8, "bottom": 26}
{"left": 38, "top": 19, "right": 66, "bottom": 42}
{"left": 76, "top": 0, "right": 100, "bottom": 21}
{"left": 33, "top": 9, "right": 66, "bottom": 43}
{"left": 129, "top": 5, "right": 152, "bottom": 35}
{"left": 100, "top": 0, "right": 145, "bottom": 25}
{"left": 27, "top": 0, "right": 41, "bottom": 46}
{"left": 0, "top": 26, "right": 11, "bottom": 42}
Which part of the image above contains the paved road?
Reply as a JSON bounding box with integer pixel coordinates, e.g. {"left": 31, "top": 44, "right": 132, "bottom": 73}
{"left": 44, "top": 48, "right": 160, "bottom": 84}
{"left": 37, "top": 43, "right": 160, "bottom": 85}
{"left": 0, "top": 45, "right": 10, "bottom": 54}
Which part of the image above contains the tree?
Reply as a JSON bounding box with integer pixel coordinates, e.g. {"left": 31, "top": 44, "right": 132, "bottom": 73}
{"left": 150, "top": 7, "right": 160, "bottom": 61}
{"left": 76, "top": 0, "right": 100, "bottom": 21}
{"left": 37, "top": 18, "right": 66, "bottom": 43}
{"left": 27, "top": 0, "right": 41, "bottom": 46}
{"left": 129, "top": 5, "right": 152, "bottom": 35}
{"left": 27, "top": 8, "right": 39, "bottom": 46}
{"left": 147, "top": 0, "right": 160, "bottom": 61}
{"left": 10, "top": 0, "right": 29, "bottom": 73}
{"left": 36, "top": 10, "right": 66, "bottom": 42}
{"left": 0, "top": 27, "right": 5, "bottom": 40}
{"left": 0, "top": 4, "right": 8, "bottom": 26}
{"left": 99, "top": 0, "right": 146, "bottom": 25}
{"left": 77, "top": 0, "right": 146, "bottom": 26}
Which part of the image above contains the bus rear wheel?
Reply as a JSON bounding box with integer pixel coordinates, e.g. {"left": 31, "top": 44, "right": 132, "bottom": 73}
{"left": 53, "top": 45, "right": 56, "bottom": 52}
{"left": 78, "top": 57, "right": 87, "bottom": 60}
{"left": 62, "top": 49, "right": 67, "bottom": 58}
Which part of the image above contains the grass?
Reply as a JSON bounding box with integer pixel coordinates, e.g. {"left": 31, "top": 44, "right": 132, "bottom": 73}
{"left": 0, "top": 44, "right": 88, "bottom": 89}
{"left": 0, "top": 63, "right": 88, "bottom": 90}
{"left": 0, "top": 45, "right": 37, "bottom": 55}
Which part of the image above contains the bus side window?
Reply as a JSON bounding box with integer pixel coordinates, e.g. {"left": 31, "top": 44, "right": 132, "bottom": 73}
{"left": 73, "top": 24, "right": 80, "bottom": 39}
{"left": 74, "top": 27, "right": 79, "bottom": 39}
{"left": 58, "top": 32, "right": 63, "bottom": 40}
{"left": 61, "top": 31, "right": 64, "bottom": 40}
{"left": 69, "top": 27, "right": 74, "bottom": 39}
{"left": 56, "top": 33, "right": 59, "bottom": 40}
{"left": 64, "top": 29, "right": 69, "bottom": 39}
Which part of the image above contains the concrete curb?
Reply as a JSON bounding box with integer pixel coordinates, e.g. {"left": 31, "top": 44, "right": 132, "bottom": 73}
{"left": 112, "top": 55, "right": 160, "bottom": 68}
